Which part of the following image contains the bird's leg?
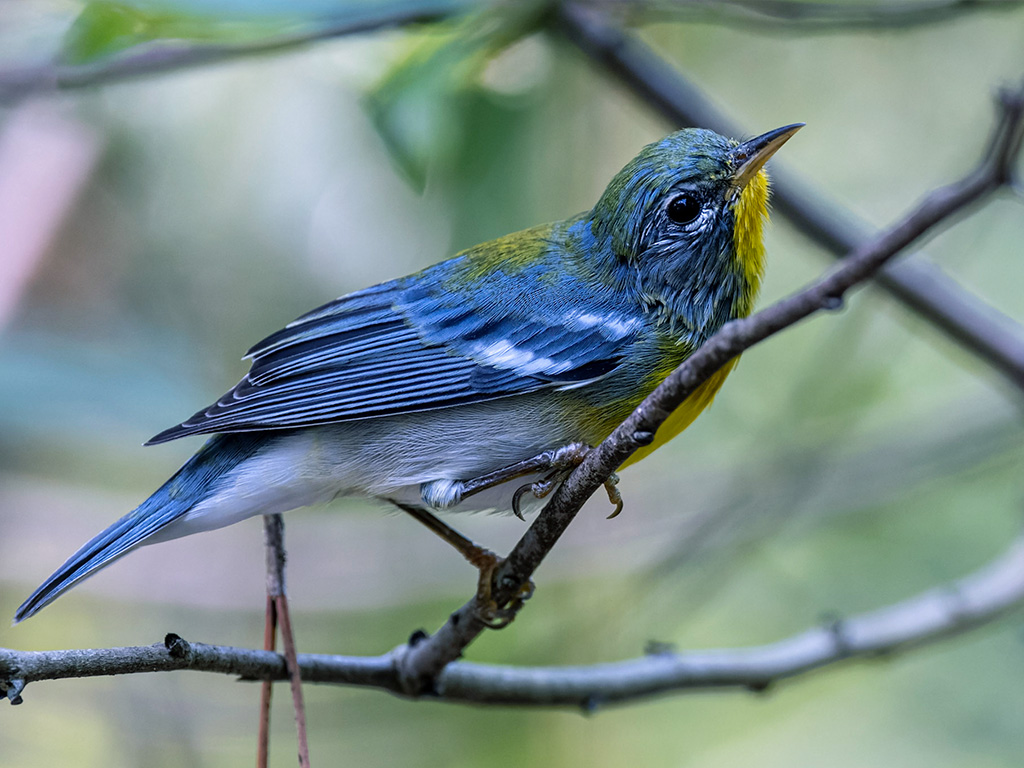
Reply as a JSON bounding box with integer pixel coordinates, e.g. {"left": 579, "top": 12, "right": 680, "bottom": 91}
{"left": 491, "top": 443, "right": 624, "bottom": 520}
{"left": 420, "top": 443, "right": 590, "bottom": 515}
{"left": 389, "top": 500, "right": 532, "bottom": 628}
{"left": 455, "top": 444, "right": 590, "bottom": 504}
{"left": 422, "top": 442, "right": 623, "bottom": 520}
{"left": 390, "top": 499, "right": 496, "bottom": 577}
{"left": 403, "top": 442, "right": 622, "bottom": 626}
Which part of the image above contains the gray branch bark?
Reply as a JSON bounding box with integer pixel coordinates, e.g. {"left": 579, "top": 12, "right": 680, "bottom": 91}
{"left": 389, "top": 76, "right": 1024, "bottom": 692}
{"left": 617, "top": 0, "right": 1024, "bottom": 32}
{"left": 4, "top": 528, "right": 1023, "bottom": 708}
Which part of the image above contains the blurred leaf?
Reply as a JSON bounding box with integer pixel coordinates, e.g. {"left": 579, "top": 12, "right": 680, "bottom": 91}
{"left": 0, "top": 330, "right": 207, "bottom": 442}
{"left": 365, "top": 2, "right": 546, "bottom": 189}
{"left": 365, "top": 27, "right": 465, "bottom": 190}
{"left": 62, "top": 3, "right": 153, "bottom": 65}
{"left": 61, "top": 1, "right": 287, "bottom": 66}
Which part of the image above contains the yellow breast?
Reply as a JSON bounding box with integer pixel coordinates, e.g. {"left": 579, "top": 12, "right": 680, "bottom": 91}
{"left": 619, "top": 169, "right": 770, "bottom": 469}
{"left": 619, "top": 358, "right": 738, "bottom": 469}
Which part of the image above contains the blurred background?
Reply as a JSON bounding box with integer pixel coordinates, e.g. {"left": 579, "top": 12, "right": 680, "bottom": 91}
{"left": 2, "top": 1, "right": 1024, "bottom": 766}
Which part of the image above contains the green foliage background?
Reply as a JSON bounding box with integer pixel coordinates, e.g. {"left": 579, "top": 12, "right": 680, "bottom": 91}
{"left": 1, "top": 2, "right": 1023, "bottom": 766}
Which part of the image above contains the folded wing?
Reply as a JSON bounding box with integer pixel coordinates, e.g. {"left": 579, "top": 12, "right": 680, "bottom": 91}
{"left": 148, "top": 266, "right": 641, "bottom": 444}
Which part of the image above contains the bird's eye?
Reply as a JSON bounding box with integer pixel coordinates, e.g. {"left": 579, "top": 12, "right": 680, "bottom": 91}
{"left": 666, "top": 194, "right": 702, "bottom": 225}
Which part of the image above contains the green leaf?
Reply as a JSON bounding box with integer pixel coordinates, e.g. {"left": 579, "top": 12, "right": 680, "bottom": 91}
{"left": 365, "top": 27, "right": 468, "bottom": 190}
{"left": 62, "top": 2, "right": 156, "bottom": 65}
{"left": 364, "top": 2, "right": 546, "bottom": 190}
{"left": 60, "top": 1, "right": 286, "bottom": 66}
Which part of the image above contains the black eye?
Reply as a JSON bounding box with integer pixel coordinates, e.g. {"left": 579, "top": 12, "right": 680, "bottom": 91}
{"left": 666, "top": 194, "right": 701, "bottom": 225}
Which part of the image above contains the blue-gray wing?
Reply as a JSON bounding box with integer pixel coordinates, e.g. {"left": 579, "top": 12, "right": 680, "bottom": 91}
{"left": 147, "top": 274, "right": 641, "bottom": 444}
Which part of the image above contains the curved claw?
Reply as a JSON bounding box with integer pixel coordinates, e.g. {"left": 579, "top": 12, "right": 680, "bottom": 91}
{"left": 511, "top": 470, "right": 563, "bottom": 520}
{"left": 604, "top": 473, "right": 624, "bottom": 519}
{"left": 479, "top": 612, "right": 515, "bottom": 630}
{"left": 511, "top": 483, "right": 532, "bottom": 521}
{"left": 477, "top": 602, "right": 523, "bottom": 629}
{"left": 476, "top": 577, "right": 535, "bottom": 629}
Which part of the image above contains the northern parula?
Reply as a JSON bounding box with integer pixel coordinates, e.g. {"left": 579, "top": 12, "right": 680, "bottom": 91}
{"left": 15, "top": 123, "right": 801, "bottom": 623}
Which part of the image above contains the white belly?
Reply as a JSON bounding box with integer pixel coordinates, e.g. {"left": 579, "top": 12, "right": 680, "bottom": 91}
{"left": 151, "top": 397, "right": 576, "bottom": 542}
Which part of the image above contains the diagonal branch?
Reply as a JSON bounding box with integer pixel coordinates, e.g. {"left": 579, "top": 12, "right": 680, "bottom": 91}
{"left": 614, "top": 0, "right": 1024, "bottom": 33}
{"left": 389, "top": 76, "right": 1024, "bottom": 692}
{"left": 558, "top": 3, "right": 1024, "bottom": 391}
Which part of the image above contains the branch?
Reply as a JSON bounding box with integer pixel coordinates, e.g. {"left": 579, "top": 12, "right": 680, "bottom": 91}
{"left": 437, "top": 529, "right": 1024, "bottom": 705}
{"left": 260, "top": 515, "right": 309, "bottom": 767}
{"left": 0, "top": 0, "right": 467, "bottom": 102}
{"left": 5, "top": 0, "right": 1017, "bottom": 104}
{"left": 4, "top": 526, "right": 1024, "bottom": 707}
{"left": 613, "top": 0, "right": 1024, "bottom": 33}
{"left": 383, "top": 75, "right": 1024, "bottom": 692}
{"left": 558, "top": 3, "right": 1024, "bottom": 390}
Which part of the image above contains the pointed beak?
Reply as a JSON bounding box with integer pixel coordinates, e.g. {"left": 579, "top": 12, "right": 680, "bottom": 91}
{"left": 730, "top": 123, "right": 804, "bottom": 192}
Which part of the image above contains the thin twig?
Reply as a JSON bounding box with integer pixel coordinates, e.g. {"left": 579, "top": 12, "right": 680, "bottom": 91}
{"left": 3, "top": 527, "right": 1024, "bottom": 707}
{"left": 276, "top": 597, "right": 310, "bottom": 767}
{"left": 258, "top": 516, "right": 286, "bottom": 768}
{"left": 263, "top": 515, "right": 311, "bottom": 768}
{"left": 558, "top": 3, "right": 1024, "bottom": 391}
{"left": 3, "top": 0, "right": 1019, "bottom": 102}
{"left": 608, "top": 0, "right": 1024, "bottom": 33}
{"left": 257, "top": 593, "right": 276, "bottom": 768}
{"left": 0, "top": 0, "right": 468, "bottom": 102}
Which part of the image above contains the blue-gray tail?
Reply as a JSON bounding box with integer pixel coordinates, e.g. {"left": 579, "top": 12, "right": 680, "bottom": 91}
{"left": 14, "top": 434, "right": 265, "bottom": 624}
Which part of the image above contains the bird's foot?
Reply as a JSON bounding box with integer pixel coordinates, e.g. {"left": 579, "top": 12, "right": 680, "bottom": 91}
{"left": 470, "top": 552, "right": 534, "bottom": 629}
{"left": 603, "top": 473, "right": 624, "bottom": 519}
{"left": 426, "top": 442, "right": 594, "bottom": 517}
{"left": 510, "top": 444, "right": 623, "bottom": 519}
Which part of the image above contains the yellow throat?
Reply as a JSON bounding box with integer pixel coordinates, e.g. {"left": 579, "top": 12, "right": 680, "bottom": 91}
{"left": 620, "top": 167, "right": 772, "bottom": 469}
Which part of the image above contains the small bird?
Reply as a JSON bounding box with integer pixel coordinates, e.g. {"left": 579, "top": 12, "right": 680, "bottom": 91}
{"left": 15, "top": 123, "right": 801, "bottom": 623}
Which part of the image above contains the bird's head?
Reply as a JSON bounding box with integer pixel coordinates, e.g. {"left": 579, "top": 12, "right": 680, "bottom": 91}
{"left": 590, "top": 124, "right": 802, "bottom": 335}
